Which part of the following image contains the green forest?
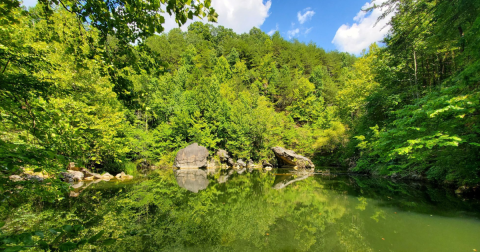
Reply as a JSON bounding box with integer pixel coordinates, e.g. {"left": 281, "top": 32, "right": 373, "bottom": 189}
{"left": 1, "top": 0, "right": 480, "bottom": 195}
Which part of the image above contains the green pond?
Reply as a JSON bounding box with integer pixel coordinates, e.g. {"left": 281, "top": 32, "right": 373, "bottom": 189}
{"left": 3, "top": 168, "right": 480, "bottom": 252}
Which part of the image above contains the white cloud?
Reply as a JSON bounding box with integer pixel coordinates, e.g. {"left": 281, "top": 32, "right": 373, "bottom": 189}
{"left": 18, "top": 0, "right": 271, "bottom": 35}
{"left": 332, "top": 0, "right": 394, "bottom": 54}
{"left": 297, "top": 8, "right": 315, "bottom": 24}
{"left": 287, "top": 28, "right": 300, "bottom": 39}
{"left": 305, "top": 27, "right": 313, "bottom": 35}
{"left": 267, "top": 24, "right": 279, "bottom": 36}
{"left": 162, "top": 0, "right": 272, "bottom": 34}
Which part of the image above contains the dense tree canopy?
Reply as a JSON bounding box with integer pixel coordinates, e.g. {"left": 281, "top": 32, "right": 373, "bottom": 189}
{"left": 1, "top": 0, "right": 480, "bottom": 250}
{"left": 1, "top": 0, "right": 479, "bottom": 209}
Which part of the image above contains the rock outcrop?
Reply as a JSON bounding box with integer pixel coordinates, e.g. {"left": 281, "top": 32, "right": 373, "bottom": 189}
{"left": 174, "top": 143, "right": 209, "bottom": 169}
{"left": 174, "top": 169, "right": 209, "bottom": 193}
{"left": 271, "top": 146, "right": 315, "bottom": 169}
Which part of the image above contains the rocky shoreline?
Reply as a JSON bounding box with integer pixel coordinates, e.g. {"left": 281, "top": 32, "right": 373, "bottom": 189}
{"left": 173, "top": 143, "right": 315, "bottom": 171}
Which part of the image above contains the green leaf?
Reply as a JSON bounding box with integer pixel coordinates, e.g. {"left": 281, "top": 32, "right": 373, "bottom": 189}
{"left": 34, "top": 231, "right": 44, "bottom": 238}
{"left": 33, "top": 168, "right": 42, "bottom": 172}
{"left": 73, "top": 225, "right": 84, "bottom": 232}
{"left": 88, "top": 230, "right": 105, "bottom": 243}
{"left": 52, "top": 232, "right": 65, "bottom": 245}
{"left": 0, "top": 221, "right": 5, "bottom": 228}
{"left": 19, "top": 233, "right": 33, "bottom": 246}
{"left": 38, "top": 241, "right": 49, "bottom": 250}
{"left": 76, "top": 239, "right": 88, "bottom": 247}
{"left": 59, "top": 242, "right": 77, "bottom": 251}
{"left": 62, "top": 225, "right": 74, "bottom": 233}
{"left": 49, "top": 229, "right": 61, "bottom": 234}
{"left": 102, "top": 238, "right": 116, "bottom": 245}
{"left": 4, "top": 246, "right": 25, "bottom": 252}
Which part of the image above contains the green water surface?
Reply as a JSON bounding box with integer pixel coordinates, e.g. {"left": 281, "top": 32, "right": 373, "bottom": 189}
{"left": 3, "top": 168, "right": 480, "bottom": 252}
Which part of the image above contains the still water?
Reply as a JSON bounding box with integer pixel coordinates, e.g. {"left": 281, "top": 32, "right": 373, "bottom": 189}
{"left": 8, "top": 168, "right": 480, "bottom": 251}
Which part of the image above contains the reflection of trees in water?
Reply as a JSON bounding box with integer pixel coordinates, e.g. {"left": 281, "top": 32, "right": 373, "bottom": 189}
{"left": 104, "top": 169, "right": 375, "bottom": 252}
{"left": 6, "top": 170, "right": 480, "bottom": 251}
{"left": 4, "top": 170, "right": 394, "bottom": 252}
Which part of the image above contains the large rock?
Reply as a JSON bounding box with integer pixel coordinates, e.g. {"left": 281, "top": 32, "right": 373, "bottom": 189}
{"left": 174, "top": 143, "right": 209, "bottom": 169}
{"left": 271, "top": 146, "right": 315, "bottom": 169}
{"left": 174, "top": 169, "right": 209, "bottom": 193}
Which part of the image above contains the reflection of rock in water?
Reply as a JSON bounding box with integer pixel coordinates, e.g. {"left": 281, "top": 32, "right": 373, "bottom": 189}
{"left": 218, "top": 169, "right": 235, "bottom": 184}
{"left": 237, "top": 168, "right": 246, "bottom": 174}
{"left": 174, "top": 169, "right": 209, "bottom": 193}
{"left": 272, "top": 169, "right": 312, "bottom": 190}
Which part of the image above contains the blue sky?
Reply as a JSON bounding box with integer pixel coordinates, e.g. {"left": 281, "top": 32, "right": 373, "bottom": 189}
{"left": 261, "top": 0, "right": 372, "bottom": 51}
{"left": 20, "top": 0, "right": 393, "bottom": 54}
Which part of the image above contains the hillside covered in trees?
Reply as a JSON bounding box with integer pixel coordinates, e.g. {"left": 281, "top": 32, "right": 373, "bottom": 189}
{"left": 1, "top": 0, "right": 480, "bottom": 190}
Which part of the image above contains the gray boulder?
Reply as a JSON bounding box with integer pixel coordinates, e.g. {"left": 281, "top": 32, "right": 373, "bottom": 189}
{"left": 207, "top": 158, "right": 220, "bottom": 169}
{"left": 9, "top": 175, "right": 24, "bottom": 182}
{"left": 235, "top": 159, "right": 246, "bottom": 168}
{"left": 115, "top": 172, "right": 133, "bottom": 180}
{"left": 227, "top": 158, "right": 235, "bottom": 168}
{"left": 60, "top": 172, "right": 75, "bottom": 182}
{"left": 262, "top": 160, "right": 273, "bottom": 168}
{"left": 174, "top": 169, "right": 209, "bottom": 193}
{"left": 101, "top": 172, "right": 114, "bottom": 180}
{"left": 216, "top": 149, "right": 230, "bottom": 162}
{"left": 69, "top": 170, "right": 84, "bottom": 181}
{"left": 60, "top": 170, "right": 83, "bottom": 182}
{"left": 174, "top": 143, "right": 209, "bottom": 169}
{"left": 271, "top": 146, "right": 315, "bottom": 169}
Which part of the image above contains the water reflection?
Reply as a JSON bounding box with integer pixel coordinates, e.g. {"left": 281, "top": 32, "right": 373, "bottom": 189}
{"left": 174, "top": 167, "right": 313, "bottom": 192}
{"left": 174, "top": 169, "right": 209, "bottom": 193}
{"left": 22, "top": 168, "right": 480, "bottom": 252}
{"left": 272, "top": 168, "right": 313, "bottom": 189}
